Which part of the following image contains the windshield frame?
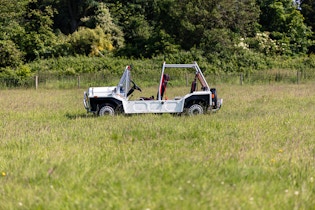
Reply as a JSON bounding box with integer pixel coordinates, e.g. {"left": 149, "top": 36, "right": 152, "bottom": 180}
{"left": 116, "top": 65, "right": 132, "bottom": 98}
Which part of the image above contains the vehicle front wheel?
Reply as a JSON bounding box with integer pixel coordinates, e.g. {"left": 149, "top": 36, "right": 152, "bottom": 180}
{"left": 188, "top": 104, "right": 204, "bottom": 116}
{"left": 99, "top": 104, "right": 115, "bottom": 116}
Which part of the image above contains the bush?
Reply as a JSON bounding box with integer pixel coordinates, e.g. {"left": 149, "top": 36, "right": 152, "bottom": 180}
{"left": 28, "top": 56, "right": 127, "bottom": 75}
{"left": 303, "top": 54, "right": 315, "bottom": 68}
{"left": 247, "top": 32, "right": 280, "bottom": 55}
{"left": 0, "top": 65, "right": 32, "bottom": 87}
{"left": 69, "top": 27, "right": 113, "bottom": 56}
{"left": 0, "top": 40, "right": 24, "bottom": 68}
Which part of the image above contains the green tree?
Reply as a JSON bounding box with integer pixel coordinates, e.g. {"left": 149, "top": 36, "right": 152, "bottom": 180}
{"left": 0, "top": 0, "right": 27, "bottom": 67}
{"left": 0, "top": 40, "right": 23, "bottom": 68}
{"left": 51, "top": 0, "right": 98, "bottom": 34}
{"left": 151, "top": 0, "right": 259, "bottom": 49}
{"left": 257, "top": 0, "right": 312, "bottom": 55}
{"left": 48, "top": 1, "right": 124, "bottom": 55}
{"left": 299, "top": 0, "right": 315, "bottom": 30}
{"left": 300, "top": 0, "right": 315, "bottom": 52}
{"left": 83, "top": 2, "right": 125, "bottom": 49}
{"left": 103, "top": 1, "right": 155, "bottom": 57}
{"left": 69, "top": 26, "right": 113, "bottom": 56}
{"left": 210, "top": 0, "right": 260, "bottom": 37}
{"left": 20, "top": 1, "right": 58, "bottom": 60}
{"left": 104, "top": 0, "right": 260, "bottom": 57}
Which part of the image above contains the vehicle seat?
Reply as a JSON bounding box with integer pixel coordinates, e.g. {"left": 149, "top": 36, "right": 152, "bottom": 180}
{"left": 157, "top": 74, "right": 170, "bottom": 99}
{"left": 190, "top": 78, "right": 197, "bottom": 93}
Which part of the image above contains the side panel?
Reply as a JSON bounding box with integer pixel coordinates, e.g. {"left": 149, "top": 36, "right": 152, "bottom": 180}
{"left": 122, "top": 99, "right": 185, "bottom": 114}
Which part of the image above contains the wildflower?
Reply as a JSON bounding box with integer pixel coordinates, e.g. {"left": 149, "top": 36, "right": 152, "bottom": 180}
{"left": 278, "top": 149, "right": 283, "bottom": 153}
{"left": 1, "top": 172, "right": 6, "bottom": 177}
{"left": 294, "top": 191, "right": 299, "bottom": 195}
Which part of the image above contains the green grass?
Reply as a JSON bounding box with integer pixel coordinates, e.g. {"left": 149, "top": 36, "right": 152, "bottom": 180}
{"left": 0, "top": 84, "right": 315, "bottom": 209}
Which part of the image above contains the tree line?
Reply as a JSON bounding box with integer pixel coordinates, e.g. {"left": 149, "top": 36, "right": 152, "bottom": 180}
{"left": 0, "top": 0, "right": 314, "bottom": 69}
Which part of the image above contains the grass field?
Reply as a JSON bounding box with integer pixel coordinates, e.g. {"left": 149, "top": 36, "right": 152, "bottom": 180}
{"left": 0, "top": 84, "right": 315, "bottom": 210}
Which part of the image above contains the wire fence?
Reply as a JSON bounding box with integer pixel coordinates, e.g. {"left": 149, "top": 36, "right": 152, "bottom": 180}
{"left": 1, "top": 69, "right": 314, "bottom": 89}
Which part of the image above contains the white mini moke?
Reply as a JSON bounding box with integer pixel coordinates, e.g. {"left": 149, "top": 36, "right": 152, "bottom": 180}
{"left": 84, "top": 62, "right": 222, "bottom": 116}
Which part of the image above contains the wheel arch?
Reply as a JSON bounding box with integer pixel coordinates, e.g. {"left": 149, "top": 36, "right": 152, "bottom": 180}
{"left": 184, "top": 95, "right": 210, "bottom": 109}
{"left": 89, "top": 97, "right": 122, "bottom": 112}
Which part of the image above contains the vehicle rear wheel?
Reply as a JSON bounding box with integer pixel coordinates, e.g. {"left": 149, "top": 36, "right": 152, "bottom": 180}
{"left": 188, "top": 104, "right": 204, "bottom": 116}
{"left": 99, "top": 104, "right": 115, "bottom": 116}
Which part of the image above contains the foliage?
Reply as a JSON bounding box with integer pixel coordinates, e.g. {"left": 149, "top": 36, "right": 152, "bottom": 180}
{"left": 0, "top": 0, "right": 27, "bottom": 67}
{"left": 20, "top": 2, "right": 58, "bottom": 61}
{"left": 115, "top": 14, "right": 153, "bottom": 57}
{"left": 91, "top": 2, "right": 125, "bottom": 49}
{"left": 104, "top": 0, "right": 261, "bottom": 58}
{"left": 51, "top": 0, "right": 98, "bottom": 35}
{"left": 201, "top": 28, "right": 239, "bottom": 58}
{"left": 27, "top": 55, "right": 117, "bottom": 73}
{"left": 300, "top": 0, "right": 315, "bottom": 30}
{"left": 0, "top": 0, "right": 315, "bottom": 75}
{"left": 257, "top": 0, "right": 313, "bottom": 55}
{"left": 0, "top": 40, "right": 24, "bottom": 68}
{"left": 210, "top": 0, "right": 260, "bottom": 37}
{"left": 69, "top": 26, "right": 114, "bottom": 56}
{"left": 303, "top": 54, "right": 315, "bottom": 68}
{"left": 0, "top": 65, "right": 32, "bottom": 87}
{"left": 248, "top": 32, "right": 280, "bottom": 55}
{"left": 300, "top": 0, "right": 315, "bottom": 53}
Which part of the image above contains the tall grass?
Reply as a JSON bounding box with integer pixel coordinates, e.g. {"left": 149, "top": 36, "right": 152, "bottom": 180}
{"left": 0, "top": 84, "right": 314, "bottom": 209}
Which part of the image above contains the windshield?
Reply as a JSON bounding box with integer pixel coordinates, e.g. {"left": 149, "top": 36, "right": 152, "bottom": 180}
{"left": 116, "top": 66, "right": 132, "bottom": 97}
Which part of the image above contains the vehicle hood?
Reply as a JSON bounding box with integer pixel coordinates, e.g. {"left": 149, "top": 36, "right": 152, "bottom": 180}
{"left": 87, "top": 86, "right": 116, "bottom": 97}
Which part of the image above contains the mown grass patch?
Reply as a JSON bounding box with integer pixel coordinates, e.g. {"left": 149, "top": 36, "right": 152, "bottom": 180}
{"left": 0, "top": 84, "right": 314, "bottom": 209}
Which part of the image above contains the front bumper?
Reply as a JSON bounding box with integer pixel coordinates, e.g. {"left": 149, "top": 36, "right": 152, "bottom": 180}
{"left": 83, "top": 92, "right": 89, "bottom": 110}
{"left": 209, "top": 98, "right": 223, "bottom": 112}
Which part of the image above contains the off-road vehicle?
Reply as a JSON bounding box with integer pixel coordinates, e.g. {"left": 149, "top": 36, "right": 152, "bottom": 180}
{"left": 83, "top": 62, "right": 222, "bottom": 116}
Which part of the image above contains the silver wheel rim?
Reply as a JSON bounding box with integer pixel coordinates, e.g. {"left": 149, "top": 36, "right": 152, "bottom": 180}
{"left": 99, "top": 106, "right": 115, "bottom": 116}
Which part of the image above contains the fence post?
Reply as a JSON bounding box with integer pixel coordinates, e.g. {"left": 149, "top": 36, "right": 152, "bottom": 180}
{"left": 77, "top": 75, "right": 80, "bottom": 88}
{"left": 240, "top": 73, "right": 243, "bottom": 85}
{"left": 35, "top": 75, "right": 38, "bottom": 90}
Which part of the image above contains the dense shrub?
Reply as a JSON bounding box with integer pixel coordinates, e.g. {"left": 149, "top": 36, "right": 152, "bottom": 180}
{"left": 2, "top": 52, "right": 315, "bottom": 88}
{"left": 69, "top": 27, "right": 113, "bottom": 56}
{"left": 303, "top": 54, "right": 315, "bottom": 68}
{"left": 0, "top": 65, "right": 32, "bottom": 87}
{"left": 0, "top": 40, "right": 23, "bottom": 67}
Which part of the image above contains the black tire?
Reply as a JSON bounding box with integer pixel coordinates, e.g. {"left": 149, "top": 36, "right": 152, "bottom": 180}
{"left": 188, "top": 104, "right": 204, "bottom": 116}
{"left": 99, "top": 104, "right": 115, "bottom": 116}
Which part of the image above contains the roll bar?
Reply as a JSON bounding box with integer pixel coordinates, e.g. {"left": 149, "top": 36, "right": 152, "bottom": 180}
{"left": 157, "top": 62, "right": 210, "bottom": 100}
